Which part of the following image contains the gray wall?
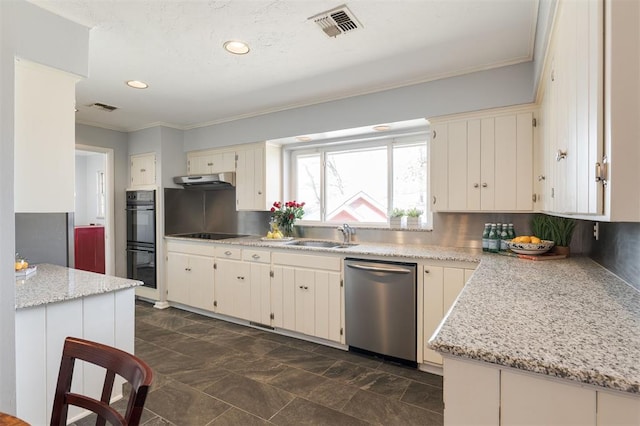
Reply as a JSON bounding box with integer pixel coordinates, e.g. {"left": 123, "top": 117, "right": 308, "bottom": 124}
{"left": 184, "top": 62, "right": 535, "bottom": 151}
{"left": 1, "top": 0, "right": 89, "bottom": 413}
{"left": 76, "top": 124, "right": 128, "bottom": 277}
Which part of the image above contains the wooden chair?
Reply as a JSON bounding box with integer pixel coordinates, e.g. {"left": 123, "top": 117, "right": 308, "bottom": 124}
{"left": 50, "top": 336, "right": 153, "bottom": 426}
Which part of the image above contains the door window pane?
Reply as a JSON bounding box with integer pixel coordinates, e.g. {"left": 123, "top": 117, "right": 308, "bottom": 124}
{"left": 326, "top": 147, "right": 388, "bottom": 223}
{"left": 295, "top": 154, "right": 321, "bottom": 220}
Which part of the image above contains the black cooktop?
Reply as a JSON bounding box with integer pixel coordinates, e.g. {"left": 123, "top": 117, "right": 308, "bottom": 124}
{"left": 174, "top": 232, "right": 248, "bottom": 240}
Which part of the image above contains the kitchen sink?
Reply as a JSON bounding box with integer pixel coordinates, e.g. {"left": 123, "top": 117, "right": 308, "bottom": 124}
{"left": 286, "top": 240, "right": 358, "bottom": 249}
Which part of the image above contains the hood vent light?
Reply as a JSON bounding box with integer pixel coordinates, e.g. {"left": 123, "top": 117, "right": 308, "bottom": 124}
{"left": 309, "top": 5, "right": 362, "bottom": 38}
{"left": 90, "top": 102, "right": 118, "bottom": 112}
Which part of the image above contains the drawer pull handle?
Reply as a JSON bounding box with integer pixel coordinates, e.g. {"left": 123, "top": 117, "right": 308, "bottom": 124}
{"left": 237, "top": 276, "right": 245, "bottom": 280}
{"left": 225, "top": 251, "right": 232, "bottom": 256}
{"left": 252, "top": 254, "right": 260, "bottom": 259}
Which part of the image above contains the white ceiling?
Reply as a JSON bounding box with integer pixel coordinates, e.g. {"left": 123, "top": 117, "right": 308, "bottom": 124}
{"left": 28, "top": 0, "right": 540, "bottom": 133}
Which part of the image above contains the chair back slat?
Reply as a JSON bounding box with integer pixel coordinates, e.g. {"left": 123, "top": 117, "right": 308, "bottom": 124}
{"left": 50, "top": 337, "right": 153, "bottom": 426}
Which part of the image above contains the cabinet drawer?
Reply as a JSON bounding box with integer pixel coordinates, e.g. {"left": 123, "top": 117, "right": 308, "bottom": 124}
{"left": 272, "top": 252, "right": 341, "bottom": 271}
{"left": 242, "top": 249, "right": 271, "bottom": 264}
{"left": 214, "top": 246, "right": 242, "bottom": 260}
{"left": 166, "top": 240, "right": 215, "bottom": 257}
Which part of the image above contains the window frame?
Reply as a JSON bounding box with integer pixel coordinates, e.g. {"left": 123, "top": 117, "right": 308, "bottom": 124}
{"left": 288, "top": 132, "right": 430, "bottom": 228}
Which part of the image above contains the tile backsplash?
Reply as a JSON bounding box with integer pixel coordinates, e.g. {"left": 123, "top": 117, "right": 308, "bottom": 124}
{"left": 588, "top": 222, "right": 640, "bottom": 291}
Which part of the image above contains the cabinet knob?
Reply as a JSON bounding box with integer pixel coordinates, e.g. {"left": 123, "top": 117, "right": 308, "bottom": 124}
{"left": 224, "top": 251, "right": 232, "bottom": 256}
{"left": 425, "top": 270, "right": 430, "bottom": 274}
{"left": 252, "top": 254, "right": 260, "bottom": 260}
{"left": 140, "top": 168, "right": 146, "bottom": 172}
{"left": 556, "top": 149, "right": 568, "bottom": 162}
{"left": 304, "top": 286, "right": 309, "bottom": 290}
{"left": 257, "top": 190, "right": 262, "bottom": 195}
{"left": 207, "top": 162, "right": 213, "bottom": 166}
{"left": 482, "top": 183, "right": 488, "bottom": 188}
{"left": 538, "top": 175, "right": 546, "bottom": 181}
{"left": 473, "top": 183, "right": 479, "bottom": 188}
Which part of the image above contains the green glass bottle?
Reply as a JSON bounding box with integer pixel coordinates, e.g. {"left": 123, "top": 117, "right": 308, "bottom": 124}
{"left": 488, "top": 224, "right": 499, "bottom": 253}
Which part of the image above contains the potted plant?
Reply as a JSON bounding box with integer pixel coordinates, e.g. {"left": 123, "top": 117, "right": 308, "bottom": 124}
{"left": 270, "top": 201, "right": 305, "bottom": 237}
{"left": 406, "top": 207, "right": 423, "bottom": 228}
{"left": 390, "top": 208, "right": 405, "bottom": 228}
{"left": 531, "top": 214, "right": 576, "bottom": 256}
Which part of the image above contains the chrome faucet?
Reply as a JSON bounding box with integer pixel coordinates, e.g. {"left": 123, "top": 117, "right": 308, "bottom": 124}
{"left": 337, "top": 224, "right": 355, "bottom": 244}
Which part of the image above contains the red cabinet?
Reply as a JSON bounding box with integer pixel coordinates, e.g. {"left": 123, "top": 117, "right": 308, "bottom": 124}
{"left": 74, "top": 226, "right": 105, "bottom": 274}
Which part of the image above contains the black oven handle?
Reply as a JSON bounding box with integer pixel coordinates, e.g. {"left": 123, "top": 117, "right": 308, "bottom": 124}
{"left": 125, "top": 207, "right": 155, "bottom": 211}
{"left": 127, "top": 248, "right": 154, "bottom": 254}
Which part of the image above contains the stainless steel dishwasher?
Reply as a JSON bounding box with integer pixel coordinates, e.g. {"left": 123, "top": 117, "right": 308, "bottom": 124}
{"left": 344, "top": 258, "right": 417, "bottom": 363}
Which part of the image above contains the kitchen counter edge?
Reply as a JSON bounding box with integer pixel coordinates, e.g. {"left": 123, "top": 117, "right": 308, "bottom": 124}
{"left": 15, "top": 263, "right": 142, "bottom": 310}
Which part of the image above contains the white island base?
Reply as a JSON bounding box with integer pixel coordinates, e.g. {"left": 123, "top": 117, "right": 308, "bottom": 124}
{"left": 15, "top": 265, "right": 139, "bottom": 425}
{"left": 443, "top": 356, "right": 640, "bottom": 426}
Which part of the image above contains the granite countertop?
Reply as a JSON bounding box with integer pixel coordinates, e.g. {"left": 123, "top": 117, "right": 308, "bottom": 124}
{"left": 165, "top": 235, "right": 483, "bottom": 264}
{"left": 429, "top": 255, "right": 640, "bottom": 394}
{"left": 15, "top": 263, "right": 142, "bottom": 309}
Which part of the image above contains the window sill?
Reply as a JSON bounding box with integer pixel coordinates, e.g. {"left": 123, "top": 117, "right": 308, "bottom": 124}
{"left": 296, "top": 223, "right": 433, "bottom": 232}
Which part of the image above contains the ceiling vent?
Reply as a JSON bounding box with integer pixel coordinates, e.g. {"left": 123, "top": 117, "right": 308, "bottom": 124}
{"left": 89, "top": 102, "right": 118, "bottom": 112}
{"left": 309, "top": 5, "right": 362, "bottom": 38}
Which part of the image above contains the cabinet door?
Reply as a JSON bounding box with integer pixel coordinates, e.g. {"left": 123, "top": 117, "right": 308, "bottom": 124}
{"left": 423, "top": 266, "right": 472, "bottom": 365}
{"left": 294, "top": 269, "right": 315, "bottom": 336}
{"left": 597, "top": 390, "right": 640, "bottom": 425}
{"left": 447, "top": 121, "right": 469, "bottom": 211}
{"left": 467, "top": 119, "right": 482, "bottom": 210}
{"left": 167, "top": 252, "right": 190, "bottom": 305}
{"left": 501, "top": 370, "right": 596, "bottom": 425}
{"left": 271, "top": 266, "right": 296, "bottom": 330}
{"left": 250, "top": 262, "right": 271, "bottom": 325}
{"left": 130, "top": 153, "right": 156, "bottom": 187}
{"left": 443, "top": 357, "right": 500, "bottom": 426}
{"left": 313, "top": 271, "right": 341, "bottom": 342}
{"left": 544, "top": 0, "right": 603, "bottom": 215}
{"left": 189, "top": 255, "right": 215, "bottom": 311}
{"left": 430, "top": 123, "right": 449, "bottom": 210}
{"left": 423, "top": 265, "right": 444, "bottom": 364}
{"left": 189, "top": 151, "right": 236, "bottom": 175}
{"left": 214, "top": 258, "right": 250, "bottom": 320}
{"left": 235, "top": 149, "right": 257, "bottom": 211}
{"left": 213, "top": 258, "right": 237, "bottom": 317}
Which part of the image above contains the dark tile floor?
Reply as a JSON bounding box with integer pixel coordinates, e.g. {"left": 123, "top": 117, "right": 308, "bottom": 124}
{"left": 77, "top": 300, "right": 444, "bottom": 425}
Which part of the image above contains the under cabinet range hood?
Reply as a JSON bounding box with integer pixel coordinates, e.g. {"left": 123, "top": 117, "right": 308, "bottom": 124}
{"left": 173, "top": 172, "right": 235, "bottom": 189}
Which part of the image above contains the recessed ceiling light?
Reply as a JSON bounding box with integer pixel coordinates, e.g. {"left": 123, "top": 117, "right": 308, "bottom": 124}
{"left": 373, "top": 125, "right": 391, "bottom": 131}
{"left": 126, "top": 80, "right": 148, "bottom": 89}
{"left": 296, "top": 136, "right": 312, "bottom": 142}
{"left": 223, "top": 40, "right": 250, "bottom": 55}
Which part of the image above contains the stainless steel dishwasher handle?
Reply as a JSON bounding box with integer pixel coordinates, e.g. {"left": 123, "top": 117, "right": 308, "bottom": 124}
{"left": 346, "top": 263, "right": 412, "bottom": 274}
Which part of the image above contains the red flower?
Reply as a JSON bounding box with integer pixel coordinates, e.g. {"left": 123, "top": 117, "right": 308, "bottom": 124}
{"left": 270, "top": 207, "right": 276, "bottom": 212}
{"left": 289, "top": 214, "right": 294, "bottom": 219}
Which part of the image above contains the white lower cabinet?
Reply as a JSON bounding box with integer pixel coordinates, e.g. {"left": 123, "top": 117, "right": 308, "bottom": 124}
{"left": 272, "top": 252, "right": 343, "bottom": 343}
{"left": 423, "top": 264, "right": 475, "bottom": 365}
{"left": 214, "top": 258, "right": 251, "bottom": 320}
{"left": 244, "top": 249, "right": 272, "bottom": 325}
{"left": 443, "top": 356, "right": 640, "bottom": 426}
{"left": 166, "top": 242, "right": 215, "bottom": 311}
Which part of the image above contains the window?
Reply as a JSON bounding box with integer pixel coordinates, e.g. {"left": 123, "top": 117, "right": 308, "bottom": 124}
{"left": 291, "top": 135, "right": 428, "bottom": 226}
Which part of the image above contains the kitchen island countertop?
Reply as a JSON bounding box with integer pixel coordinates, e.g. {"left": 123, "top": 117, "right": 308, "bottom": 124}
{"left": 15, "top": 263, "right": 142, "bottom": 309}
{"left": 429, "top": 255, "right": 640, "bottom": 394}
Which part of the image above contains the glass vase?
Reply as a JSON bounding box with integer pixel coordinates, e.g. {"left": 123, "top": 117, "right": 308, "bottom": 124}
{"left": 280, "top": 221, "right": 294, "bottom": 238}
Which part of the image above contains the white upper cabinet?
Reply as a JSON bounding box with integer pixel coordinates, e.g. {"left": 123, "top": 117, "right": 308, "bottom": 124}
{"left": 187, "top": 149, "right": 235, "bottom": 175}
{"left": 15, "top": 59, "right": 79, "bottom": 213}
{"left": 539, "top": 0, "right": 640, "bottom": 221}
{"left": 539, "top": 0, "right": 603, "bottom": 216}
{"left": 130, "top": 153, "right": 156, "bottom": 187}
{"left": 430, "top": 106, "right": 535, "bottom": 212}
{"left": 235, "top": 142, "right": 282, "bottom": 211}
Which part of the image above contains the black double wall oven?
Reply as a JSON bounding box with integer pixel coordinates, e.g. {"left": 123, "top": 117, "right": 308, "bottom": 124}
{"left": 126, "top": 190, "right": 156, "bottom": 288}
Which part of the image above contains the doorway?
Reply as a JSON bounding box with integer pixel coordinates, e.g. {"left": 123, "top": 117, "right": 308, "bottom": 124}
{"left": 75, "top": 145, "right": 115, "bottom": 275}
